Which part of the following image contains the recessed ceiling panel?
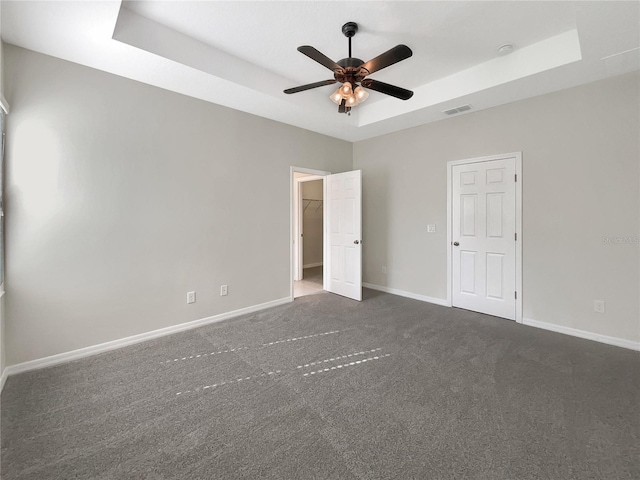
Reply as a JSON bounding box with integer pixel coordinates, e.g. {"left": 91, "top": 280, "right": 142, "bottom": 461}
{"left": 2, "top": 1, "right": 639, "bottom": 141}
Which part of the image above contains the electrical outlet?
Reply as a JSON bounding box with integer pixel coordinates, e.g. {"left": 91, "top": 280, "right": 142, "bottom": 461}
{"left": 594, "top": 300, "right": 605, "bottom": 313}
{"left": 220, "top": 285, "right": 228, "bottom": 296}
{"left": 427, "top": 224, "right": 436, "bottom": 233}
{"left": 381, "top": 266, "right": 387, "bottom": 275}
{"left": 186, "top": 291, "right": 196, "bottom": 304}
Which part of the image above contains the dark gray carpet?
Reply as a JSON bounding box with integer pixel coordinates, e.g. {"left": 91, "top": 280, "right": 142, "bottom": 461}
{"left": 2, "top": 290, "right": 639, "bottom": 479}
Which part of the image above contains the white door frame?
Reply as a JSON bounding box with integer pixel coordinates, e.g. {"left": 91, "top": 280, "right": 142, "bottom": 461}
{"left": 290, "top": 166, "right": 330, "bottom": 300}
{"left": 446, "top": 152, "right": 523, "bottom": 323}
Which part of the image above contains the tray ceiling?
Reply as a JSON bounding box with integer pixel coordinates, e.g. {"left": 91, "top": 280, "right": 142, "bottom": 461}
{"left": 2, "top": 1, "right": 639, "bottom": 142}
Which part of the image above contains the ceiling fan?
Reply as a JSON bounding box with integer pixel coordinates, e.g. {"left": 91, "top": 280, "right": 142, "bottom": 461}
{"left": 284, "top": 22, "right": 413, "bottom": 114}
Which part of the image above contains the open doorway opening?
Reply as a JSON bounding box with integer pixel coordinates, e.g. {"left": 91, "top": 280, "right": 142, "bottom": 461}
{"left": 293, "top": 173, "right": 325, "bottom": 298}
{"left": 291, "top": 167, "right": 329, "bottom": 299}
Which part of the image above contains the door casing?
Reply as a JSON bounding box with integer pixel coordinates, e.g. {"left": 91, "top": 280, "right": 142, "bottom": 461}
{"left": 446, "top": 152, "right": 523, "bottom": 323}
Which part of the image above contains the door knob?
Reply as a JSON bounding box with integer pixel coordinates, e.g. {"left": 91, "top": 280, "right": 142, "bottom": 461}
{"left": 453, "top": 241, "right": 459, "bottom": 246}
{"left": 354, "top": 240, "right": 360, "bottom": 245}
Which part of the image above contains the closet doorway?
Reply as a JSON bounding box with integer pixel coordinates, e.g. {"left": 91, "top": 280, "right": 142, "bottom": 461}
{"left": 292, "top": 171, "right": 326, "bottom": 298}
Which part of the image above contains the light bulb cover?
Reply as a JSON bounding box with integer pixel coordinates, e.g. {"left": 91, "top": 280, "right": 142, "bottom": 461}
{"left": 346, "top": 95, "right": 358, "bottom": 107}
{"left": 354, "top": 86, "right": 369, "bottom": 102}
{"left": 330, "top": 88, "right": 343, "bottom": 105}
{"left": 339, "top": 82, "right": 353, "bottom": 98}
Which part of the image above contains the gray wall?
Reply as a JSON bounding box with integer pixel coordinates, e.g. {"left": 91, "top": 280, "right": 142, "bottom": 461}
{"left": 0, "top": 296, "right": 4, "bottom": 380}
{"left": 4, "top": 44, "right": 639, "bottom": 367}
{"left": 4, "top": 45, "right": 352, "bottom": 365}
{"left": 0, "top": 6, "right": 6, "bottom": 380}
{"left": 354, "top": 72, "right": 640, "bottom": 343}
{"left": 302, "top": 180, "right": 323, "bottom": 267}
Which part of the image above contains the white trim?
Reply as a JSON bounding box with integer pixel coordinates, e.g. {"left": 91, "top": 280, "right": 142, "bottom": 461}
{"left": 298, "top": 175, "right": 323, "bottom": 184}
{"left": 362, "top": 283, "right": 639, "bottom": 352}
{"left": 513, "top": 154, "right": 523, "bottom": 322}
{"left": 293, "top": 176, "right": 302, "bottom": 281}
{"left": 303, "top": 262, "right": 323, "bottom": 269}
{"left": 446, "top": 152, "right": 523, "bottom": 323}
{"left": 0, "top": 368, "right": 7, "bottom": 393}
{"left": 290, "top": 166, "right": 330, "bottom": 300}
{"left": 0, "top": 94, "right": 9, "bottom": 114}
{"left": 446, "top": 162, "right": 452, "bottom": 306}
{"left": 446, "top": 152, "right": 523, "bottom": 169}
{"left": 363, "top": 282, "right": 449, "bottom": 307}
{"left": 322, "top": 174, "right": 328, "bottom": 292}
{"left": 5, "top": 296, "right": 292, "bottom": 377}
{"left": 523, "top": 317, "right": 640, "bottom": 352}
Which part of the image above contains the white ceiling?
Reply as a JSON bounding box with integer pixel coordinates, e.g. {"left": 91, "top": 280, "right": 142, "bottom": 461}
{"left": 2, "top": 1, "right": 639, "bottom": 142}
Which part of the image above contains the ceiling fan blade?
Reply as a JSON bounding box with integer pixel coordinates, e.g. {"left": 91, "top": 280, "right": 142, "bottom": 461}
{"left": 359, "top": 45, "right": 413, "bottom": 75}
{"left": 284, "top": 79, "right": 337, "bottom": 94}
{"left": 298, "top": 46, "right": 343, "bottom": 72}
{"left": 361, "top": 79, "right": 414, "bottom": 100}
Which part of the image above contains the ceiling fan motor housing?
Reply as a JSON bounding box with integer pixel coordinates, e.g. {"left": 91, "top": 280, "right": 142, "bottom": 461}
{"left": 337, "top": 58, "right": 364, "bottom": 68}
{"left": 335, "top": 58, "right": 367, "bottom": 84}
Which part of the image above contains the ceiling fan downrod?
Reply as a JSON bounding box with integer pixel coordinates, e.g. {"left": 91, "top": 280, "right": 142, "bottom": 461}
{"left": 342, "top": 21, "right": 358, "bottom": 59}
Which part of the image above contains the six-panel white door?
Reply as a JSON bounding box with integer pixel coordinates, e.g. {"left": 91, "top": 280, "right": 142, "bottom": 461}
{"left": 325, "top": 170, "right": 362, "bottom": 301}
{"left": 452, "top": 158, "right": 516, "bottom": 320}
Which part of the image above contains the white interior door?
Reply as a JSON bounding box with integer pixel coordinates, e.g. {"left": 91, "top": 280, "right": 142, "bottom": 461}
{"left": 452, "top": 158, "right": 516, "bottom": 319}
{"left": 325, "top": 170, "right": 362, "bottom": 301}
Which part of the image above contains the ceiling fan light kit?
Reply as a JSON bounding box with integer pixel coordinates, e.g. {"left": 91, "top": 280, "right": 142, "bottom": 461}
{"left": 330, "top": 88, "right": 343, "bottom": 105}
{"left": 340, "top": 82, "right": 353, "bottom": 97}
{"left": 354, "top": 86, "right": 369, "bottom": 102}
{"left": 284, "top": 22, "right": 414, "bottom": 114}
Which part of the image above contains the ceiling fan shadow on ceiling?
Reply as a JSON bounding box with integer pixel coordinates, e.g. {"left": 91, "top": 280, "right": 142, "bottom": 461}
{"left": 284, "top": 22, "right": 413, "bottom": 114}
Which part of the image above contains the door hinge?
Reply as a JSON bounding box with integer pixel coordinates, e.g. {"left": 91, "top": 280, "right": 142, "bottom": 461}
{"left": 515, "top": 233, "right": 517, "bottom": 241}
{"left": 515, "top": 291, "right": 517, "bottom": 300}
{"left": 515, "top": 174, "right": 517, "bottom": 182}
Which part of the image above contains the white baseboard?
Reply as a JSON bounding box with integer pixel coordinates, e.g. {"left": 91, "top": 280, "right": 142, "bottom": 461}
{"left": 5, "top": 296, "right": 293, "bottom": 377}
{"left": 362, "top": 284, "right": 640, "bottom": 352}
{"left": 363, "top": 282, "right": 449, "bottom": 307}
{"left": 0, "top": 367, "right": 7, "bottom": 393}
{"left": 522, "top": 318, "right": 640, "bottom": 352}
{"left": 303, "top": 262, "right": 323, "bottom": 269}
